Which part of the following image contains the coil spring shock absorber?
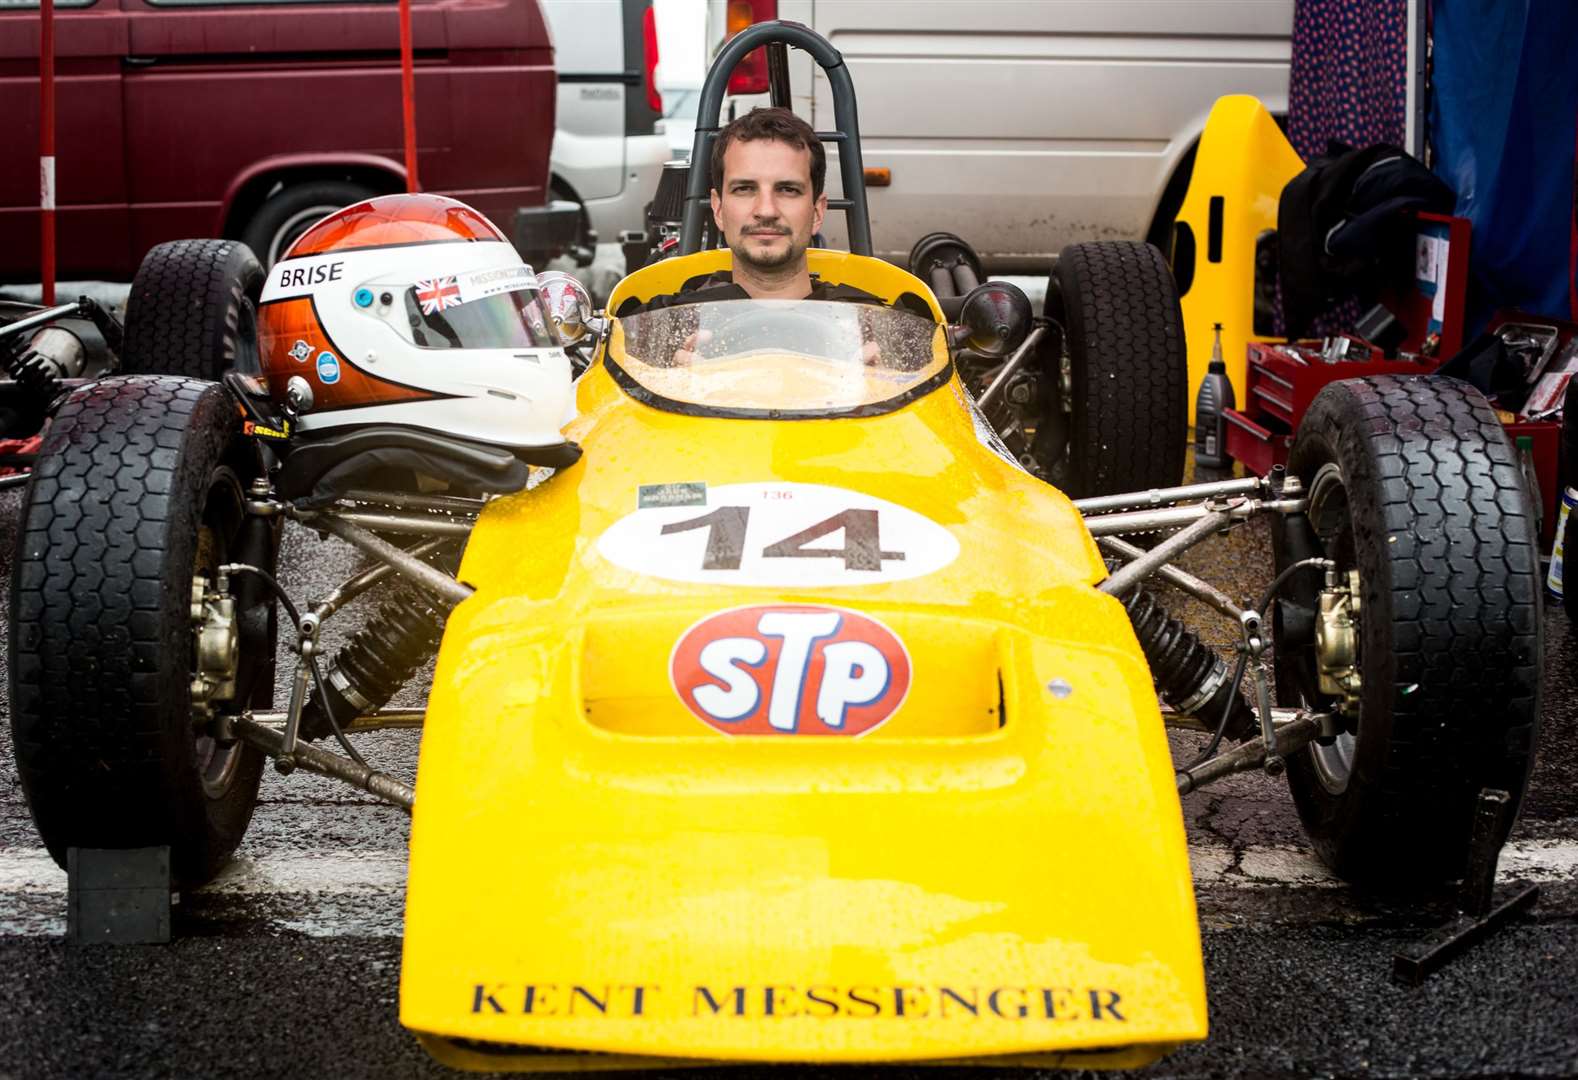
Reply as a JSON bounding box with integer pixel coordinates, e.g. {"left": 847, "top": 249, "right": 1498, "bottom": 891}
{"left": 1122, "top": 585, "right": 1257, "bottom": 739}
{"left": 298, "top": 549, "right": 458, "bottom": 740}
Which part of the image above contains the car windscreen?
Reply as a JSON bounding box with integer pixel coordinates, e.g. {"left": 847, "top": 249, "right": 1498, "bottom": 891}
{"left": 610, "top": 300, "right": 948, "bottom": 417}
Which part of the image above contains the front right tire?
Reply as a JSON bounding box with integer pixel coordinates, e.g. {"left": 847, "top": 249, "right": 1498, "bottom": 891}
{"left": 10, "top": 377, "right": 277, "bottom": 890}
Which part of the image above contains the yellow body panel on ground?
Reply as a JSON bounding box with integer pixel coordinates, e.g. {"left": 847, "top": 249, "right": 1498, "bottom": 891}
{"left": 1174, "top": 95, "right": 1305, "bottom": 421}
{"left": 399, "top": 250, "right": 1207, "bottom": 1068}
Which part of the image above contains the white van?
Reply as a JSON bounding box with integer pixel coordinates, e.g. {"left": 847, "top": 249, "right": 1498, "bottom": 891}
{"left": 670, "top": 0, "right": 1293, "bottom": 271}
{"left": 541, "top": 0, "right": 671, "bottom": 252}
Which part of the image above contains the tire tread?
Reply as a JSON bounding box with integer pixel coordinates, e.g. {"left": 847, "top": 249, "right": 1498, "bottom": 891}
{"left": 1050, "top": 241, "right": 1188, "bottom": 496}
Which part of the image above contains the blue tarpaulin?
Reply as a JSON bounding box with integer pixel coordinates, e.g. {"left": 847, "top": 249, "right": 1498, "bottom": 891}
{"left": 1431, "top": 0, "right": 1578, "bottom": 325}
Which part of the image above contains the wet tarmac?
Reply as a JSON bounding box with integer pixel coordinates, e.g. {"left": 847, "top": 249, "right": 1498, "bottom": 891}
{"left": 0, "top": 450, "right": 1575, "bottom": 1077}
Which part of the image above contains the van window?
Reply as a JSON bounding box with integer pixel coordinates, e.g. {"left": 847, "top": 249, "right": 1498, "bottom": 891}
{"left": 0, "top": 0, "right": 98, "bottom": 8}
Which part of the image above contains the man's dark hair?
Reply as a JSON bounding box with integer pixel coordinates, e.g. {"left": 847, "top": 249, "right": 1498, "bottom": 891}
{"left": 709, "top": 106, "right": 827, "bottom": 199}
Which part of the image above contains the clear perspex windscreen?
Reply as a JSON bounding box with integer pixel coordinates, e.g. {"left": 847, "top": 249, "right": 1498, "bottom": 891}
{"left": 613, "top": 300, "right": 948, "bottom": 414}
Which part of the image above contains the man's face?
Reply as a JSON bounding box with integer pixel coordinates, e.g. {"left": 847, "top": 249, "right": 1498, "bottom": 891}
{"left": 710, "top": 138, "right": 827, "bottom": 273}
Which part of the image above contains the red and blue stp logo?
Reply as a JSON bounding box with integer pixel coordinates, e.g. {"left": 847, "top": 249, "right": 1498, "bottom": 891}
{"left": 670, "top": 604, "right": 911, "bottom": 736}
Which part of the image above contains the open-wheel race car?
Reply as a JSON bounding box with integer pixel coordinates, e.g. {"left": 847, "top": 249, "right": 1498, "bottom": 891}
{"left": 8, "top": 21, "right": 1542, "bottom": 1071}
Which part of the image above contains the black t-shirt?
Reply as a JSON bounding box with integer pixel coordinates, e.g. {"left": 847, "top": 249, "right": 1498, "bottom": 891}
{"left": 618, "top": 270, "right": 931, "bottom": 319}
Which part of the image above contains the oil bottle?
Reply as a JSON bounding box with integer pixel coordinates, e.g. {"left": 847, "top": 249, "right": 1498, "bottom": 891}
{"left": 1193, "top": 323, "right": 1234, "bottom": 469}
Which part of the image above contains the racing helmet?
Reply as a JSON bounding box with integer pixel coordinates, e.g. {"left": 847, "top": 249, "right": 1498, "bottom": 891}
{"left": 256, "top": 193, "right": 574, "bottom": 448}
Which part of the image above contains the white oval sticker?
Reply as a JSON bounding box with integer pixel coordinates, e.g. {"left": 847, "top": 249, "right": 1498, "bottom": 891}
{"left": 596, "top": 482, "right": 960, "bottom": 586}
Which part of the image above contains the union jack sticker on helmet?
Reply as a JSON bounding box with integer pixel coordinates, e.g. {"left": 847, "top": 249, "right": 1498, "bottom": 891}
{"left": 415, "top": 276, "right": 462, "bottom": 315}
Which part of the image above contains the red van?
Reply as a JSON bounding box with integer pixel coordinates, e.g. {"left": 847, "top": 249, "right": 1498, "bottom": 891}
{"left": 0, "top": 0, "right": 570, "bottom": 280}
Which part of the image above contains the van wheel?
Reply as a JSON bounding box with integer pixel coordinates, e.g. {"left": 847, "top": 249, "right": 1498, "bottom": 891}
{"left": 1273, "top": 376, "right": 1541, "bottom": 891}
{"left": 10, "top": 377, "right": 279, "bottom": 890}
{"left": 241, "top": 180, "right": 377, "bottom": 268}
{"left": 122, "top": 239, "right": 263, "bottom": 379}
{"left": 1035, "top": 241, "right": 1187, "bottom": 497}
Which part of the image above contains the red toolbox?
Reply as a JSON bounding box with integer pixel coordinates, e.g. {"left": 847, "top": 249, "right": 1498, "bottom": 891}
{"left": 1223, "top": 337, "right": 1565, "bottom": 548}
{"left": 1218, "top": 210, "right": 1565, "bottom": 547}
{"left": 1223, "top": 340, "right": 1435, "bottom": 476}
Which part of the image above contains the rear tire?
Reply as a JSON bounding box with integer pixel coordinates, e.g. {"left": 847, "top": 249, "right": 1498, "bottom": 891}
{"left": 10, "top": 377, "right": 278, "bottom": 890}
{"left": 1274, "top": 376, "right": 1541, "bottom": 890}
{"left": 122, "top": 239, "right": 264, "bottom": 379}
{"left": 1036, "top": 241, "right": 1187, "bottom": 497}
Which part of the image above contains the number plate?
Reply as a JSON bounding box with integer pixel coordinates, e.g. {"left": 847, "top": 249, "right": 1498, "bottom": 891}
{"left": 595, "top": 482, "right": 960, "bottom": 587}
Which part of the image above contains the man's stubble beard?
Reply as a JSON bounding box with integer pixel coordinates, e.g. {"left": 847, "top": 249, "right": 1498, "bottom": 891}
{"left": 731, "top": 230, "right": 808, "bottom": 276}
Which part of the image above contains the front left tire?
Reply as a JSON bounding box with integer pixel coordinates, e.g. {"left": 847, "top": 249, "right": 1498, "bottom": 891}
{"left": 1273, "top": 375, "right": 1542, "bottom": 890}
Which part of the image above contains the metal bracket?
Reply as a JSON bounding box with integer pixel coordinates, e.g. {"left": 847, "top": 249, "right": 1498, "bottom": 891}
{"left": 276, "top": 612, "right": 320, "bottom": 774}
{"left": 1391, "top": 789, "right": 1540, "bottom": 985}
{"left": 67, "top": 846, "right": 172, "bottom": 945}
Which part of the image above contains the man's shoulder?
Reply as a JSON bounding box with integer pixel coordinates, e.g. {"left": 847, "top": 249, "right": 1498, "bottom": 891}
{"left": 616, "top": 271, "right": 746, "bottom": 317}
{"left": 616, "top": 267, "right": 931, "bottom": 317}
{"left": 808, "top": 277, "right": 885, "bottom": 305}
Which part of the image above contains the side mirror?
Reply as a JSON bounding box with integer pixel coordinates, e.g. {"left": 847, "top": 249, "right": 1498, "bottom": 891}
{"left": 956, "top": 281, "right": 1031, "bottom": 358}
{"left": 536, "top": 270, "right": 595, "bottom": 346}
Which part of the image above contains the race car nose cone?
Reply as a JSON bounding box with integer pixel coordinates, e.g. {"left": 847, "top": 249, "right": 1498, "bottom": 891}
{"left": 399, "top": 601, "right": 1207, "bottom": 1070}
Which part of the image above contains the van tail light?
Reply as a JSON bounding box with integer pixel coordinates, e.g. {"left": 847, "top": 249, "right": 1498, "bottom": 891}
{"left": 725, "top": 0, "right": 776, "bottom": 95}
{"left": 642, "top": 3, "right": 662, "bottom": 113}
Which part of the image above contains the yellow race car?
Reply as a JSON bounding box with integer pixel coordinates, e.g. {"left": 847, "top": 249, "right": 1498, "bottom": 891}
{"left": 9, "top": 20, "right": 1542, "bottom": 1073}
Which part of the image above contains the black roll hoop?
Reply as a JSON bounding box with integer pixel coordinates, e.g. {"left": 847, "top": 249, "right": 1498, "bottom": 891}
{"left": 680, "top": 20, "right": 873, "bottom": 258}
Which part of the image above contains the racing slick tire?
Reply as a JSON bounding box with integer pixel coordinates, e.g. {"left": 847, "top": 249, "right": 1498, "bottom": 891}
{"left": 241, "top": 179, "right": 377, "bottom": 269}
{"left": 1036, "top": 241, "right": 1188, "bottom": 498}
{"left": 122, "top": 239, "right": 264, "bottom": 379}
{"left": 1273, "top": 375, "right": 1541, "bottom": 891}
{"left": 9, "top": 376, "right": 279, "bottom": 890}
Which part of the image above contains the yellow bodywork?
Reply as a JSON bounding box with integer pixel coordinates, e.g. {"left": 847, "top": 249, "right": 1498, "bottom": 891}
{"left": 400, "top": 250, "right": 1206, "bottom": 1069}
{"left": 1174, "top": 95, "right": 1305, "bottom": 422}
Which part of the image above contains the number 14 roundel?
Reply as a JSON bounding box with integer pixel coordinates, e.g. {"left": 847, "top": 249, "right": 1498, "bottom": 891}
{"left": 671, "top": 604, "right": 911, "bottom": 736}
{"left": 597, "top": 481, "right": 960, "bottom": 587}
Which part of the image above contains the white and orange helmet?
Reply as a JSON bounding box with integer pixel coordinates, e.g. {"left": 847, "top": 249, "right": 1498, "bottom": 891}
{"left": 257, "top": 193, "right": 574, "bottom": 448}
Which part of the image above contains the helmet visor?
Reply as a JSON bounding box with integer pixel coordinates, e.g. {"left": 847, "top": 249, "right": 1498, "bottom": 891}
{"left": 403, "top": 279, "right": 557, "bottom": 350}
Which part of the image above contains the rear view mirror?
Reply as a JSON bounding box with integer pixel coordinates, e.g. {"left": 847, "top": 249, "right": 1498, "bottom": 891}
{"left": 536, "top": 271, "right": 595, "bottom": 346}
{"left": 957, "top": 282, "right": 1031, "bottom": 358}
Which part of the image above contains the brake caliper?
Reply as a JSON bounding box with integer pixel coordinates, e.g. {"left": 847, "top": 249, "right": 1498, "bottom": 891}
{"left": 1315, "top": 566, "right": 1362, "bottom": 713}
{"left": 190, "top": 570, "right": 240, "bottom": 722}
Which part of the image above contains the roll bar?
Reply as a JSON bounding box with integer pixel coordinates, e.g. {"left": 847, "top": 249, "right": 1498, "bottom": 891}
{"left": 680, "top": 20, "right": 873, "bottom": 257}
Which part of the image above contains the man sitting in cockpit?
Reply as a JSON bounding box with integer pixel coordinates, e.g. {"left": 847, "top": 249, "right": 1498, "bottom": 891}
{"left": 624, "top": 107, "right": 926, "bottom": 316}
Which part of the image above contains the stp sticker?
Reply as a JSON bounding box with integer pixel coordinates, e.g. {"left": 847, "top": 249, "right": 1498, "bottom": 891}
{"left": 315, "top": 350, "right": 341, "bottom": 384}
{"left": 597, "top": 482, "right": 959, "bottom": 587}
{"left": 670, "top": 604, "right": 911, "bottom": 736}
